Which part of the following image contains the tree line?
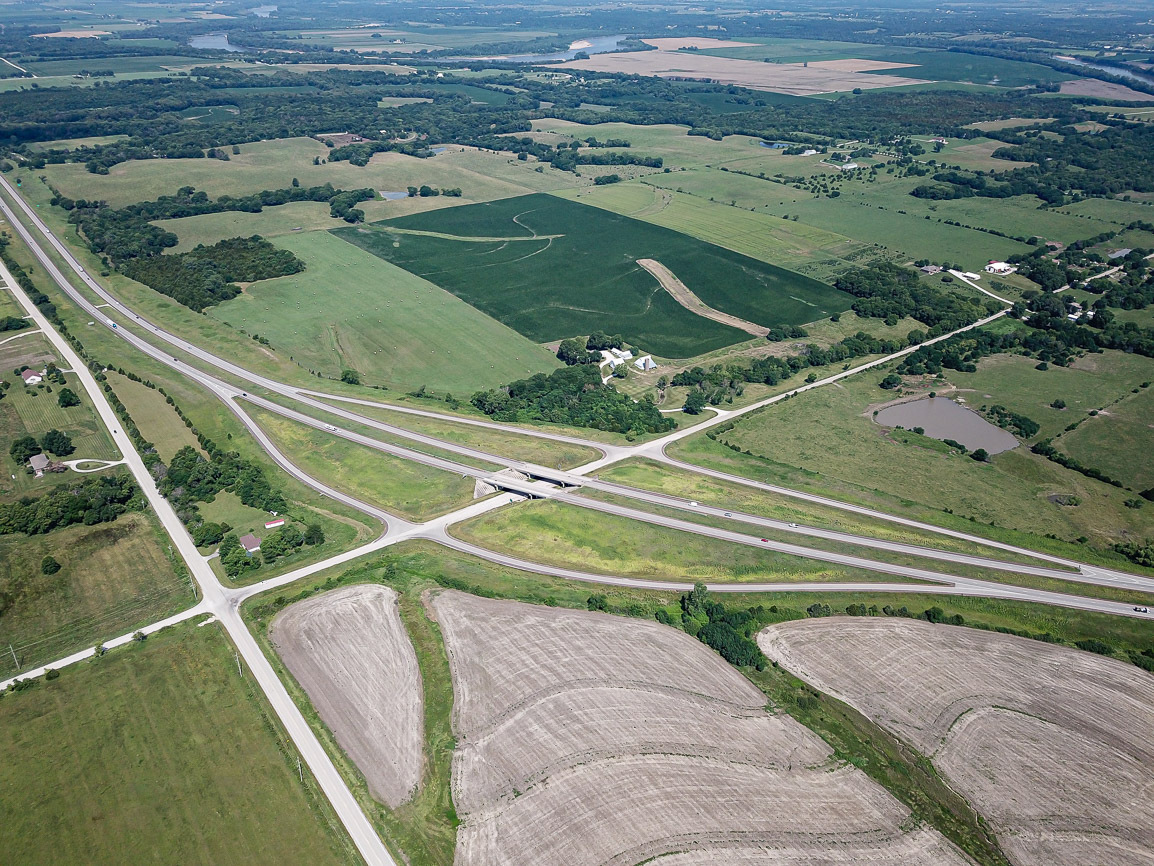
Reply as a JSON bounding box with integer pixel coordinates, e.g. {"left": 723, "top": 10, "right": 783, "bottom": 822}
{"left": 0, "top": 475, "right": 141, "bottom": 535}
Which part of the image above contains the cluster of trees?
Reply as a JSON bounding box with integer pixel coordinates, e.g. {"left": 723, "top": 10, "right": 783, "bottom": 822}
{"left": 471, "top": 364, "right": 674, "bottom": 436}
{"left": 217, "top": 522, "right": 324, "bottom": 578}
{"left": 672, "top": 328, "right": 916, "bottom": 409}
{"left": 834, "top": 262, "right": 992, "bottom": 334}
{"left": 9, "top": 429, "right": 74, "bottom": 463}
{"left": 655, "top": 582, "right": 768, "bottom": 670}
{"left": 121, "top": 236, "right": 304, "bottom": 312}
{"left": 0, "top": 475, "right": 141, "bottom": 535}
{"left": 983, "top": 404, "right": 1039, "bottom": 439}
{"left": 0, "top": 316, "right": 28, "bottom": 333}
{"left": 159, "top": 445, "right": 286, "bottom": 525}
{"left": 555, "top": 331, "right": 627, "bottom": 365}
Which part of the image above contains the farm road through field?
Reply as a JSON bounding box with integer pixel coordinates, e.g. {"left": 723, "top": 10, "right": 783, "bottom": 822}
{"left": 638, "top": 258, "right": 770, "bottom": 337}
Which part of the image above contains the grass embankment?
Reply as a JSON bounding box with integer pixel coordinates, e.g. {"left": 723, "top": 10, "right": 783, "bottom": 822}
{"left": 453, "top": 497, "right": 909, "bottom": 584}
{"left": 0, "top": 511, "right": 191, "bottom": 675}
{"left": 247, "top": 405, "right": 477, "bottom": 522}
{"left": 676, "top": 369, "right": 1154, "bottom": 553}
{"left": 0, "top": 621, "right": 359, "bottom": 866}
{"left": 313, "top": 396, "right": 601, "bottom": 470}
{"left": 105, "top": 370, "right": 203, "bottom": 462}
{"left": 246, "top": 542, "right": 1154, "bottom": 866}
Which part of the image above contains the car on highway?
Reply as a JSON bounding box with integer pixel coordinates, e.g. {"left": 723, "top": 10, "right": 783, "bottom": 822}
{"left": 788, "top": 523, "right": 798, "bottom": 528}
{"left": 760, "top": 538, "right": 768, "bottom": 543}
{"left": 724, "top": 512, "right": 732, "bottom": 518}
{"left": 1136, "top": 606, "right": 1150, "bottom": 614}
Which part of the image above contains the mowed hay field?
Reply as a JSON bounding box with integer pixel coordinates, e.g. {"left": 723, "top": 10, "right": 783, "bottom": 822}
{"left": 208, "top": 229, "right": 560, "bottom": 393}
{"left": 271, "top": 585, "right": 423, "bottom": 808}
{"left": 0, "top": 622, "right": 357, "bottom": 866}
{"left": 434, "top": 592, "right": 970, "bottom": 866}
{"left": 335, "top": 193, "right": 850, "bottom": 358}
{"left": 0, "top": 511, "right": 189, "bottom": 675}
{"left": 759, "top": 618, "right": 1154, "bottom": 866}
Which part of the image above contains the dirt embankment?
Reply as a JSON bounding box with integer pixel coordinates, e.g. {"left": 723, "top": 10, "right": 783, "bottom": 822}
{"left": 759, "top": 618, "right": 1154, "bottom": 866}
{"left": 435, "top": 591, "right": 972, "bottom": 866}
{"left": 637, "top": 258, "right": 769, "bottom": 337}
{"left": 271, "top": 584, "right": 424, "bottom": 808}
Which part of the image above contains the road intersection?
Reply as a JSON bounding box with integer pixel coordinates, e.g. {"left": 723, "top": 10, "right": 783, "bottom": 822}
{"left": 1, "top": 171, "right": 1151, "bottom": 866}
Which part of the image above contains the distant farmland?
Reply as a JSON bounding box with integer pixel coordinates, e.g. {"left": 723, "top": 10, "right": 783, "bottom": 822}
{"left": 332, "top": 194, "right": 850, "bottom": 359}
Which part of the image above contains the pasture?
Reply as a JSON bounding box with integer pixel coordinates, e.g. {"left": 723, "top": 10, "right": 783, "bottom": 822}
{"left": 692, "top": 366, "right": 1154, "bottom": 547}
{"left": 105, "top": 371, "right": 202, "bottom": 461}
{"left": 435, "top": 591, "right": 971, "bottom": 866}
{"left": 0, "top": 622, "right": 357, "bottom": 866}
{"left": 209, "top": 229, "right": 560, "bottom": 392}
{"left": 1058, "top": 382, "right": 1154, "bottom": 492}
{"left": 759, "top": 618, "right": 1154, "bottom": 866}
{"left": 338, "top": 193, "right": 850, "bottom": 358}
{"left": 0, "top": 511, "right": 189, "bottom": 676}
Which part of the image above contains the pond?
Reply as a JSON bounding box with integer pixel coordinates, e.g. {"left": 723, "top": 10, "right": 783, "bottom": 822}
{"left": 379, "top": 191, "right": 408, "bottom": 200}
{"left": 874, "top": 397, "right": 1019, "bottom": 455}
{"left": 188, "top": 33, "right": 246, "bottom": 52}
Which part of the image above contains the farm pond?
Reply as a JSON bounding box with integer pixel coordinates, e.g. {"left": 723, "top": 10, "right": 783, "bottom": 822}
{"left": 874, "top": 397, "right": 1019, "bottom": 454}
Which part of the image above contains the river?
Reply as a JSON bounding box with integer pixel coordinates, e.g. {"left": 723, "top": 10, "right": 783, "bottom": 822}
{"left": 474, "top": 35, "right": 629, "bottom": 64}
{"left": 1055, "top": 55, "right": 1154, "bottom": 88}
{"left": 188, "top": 33, "right": 246, "bottom": 52}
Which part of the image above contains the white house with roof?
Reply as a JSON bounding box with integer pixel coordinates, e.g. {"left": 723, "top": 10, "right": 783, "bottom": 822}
{"left": 984, "top": 261, "right": 1016, "bottom": 275}
{"left": 21, "top": 369, "right": 42, "bottom": 385}
{"left": 28, "top": 453, "right": 49, "bottom": 478}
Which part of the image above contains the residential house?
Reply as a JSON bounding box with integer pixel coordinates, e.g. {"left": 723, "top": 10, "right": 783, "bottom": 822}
{"left": 21, "top": 369, "right": 42, "bottom": 386}
{"left": 239, "top": 534, "right": 262, "bottom": 554}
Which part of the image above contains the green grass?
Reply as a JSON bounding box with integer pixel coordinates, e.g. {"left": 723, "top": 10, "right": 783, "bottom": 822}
{"left": 674, "top": 369, "right": 1154, "bottom": 550}
{"left": 158, "top": 202, "right": 352, "bottom": 252}
{"left": 0, "top": 511, "right": 191, "bottom": 676}
{"left": 248, "top": 405, "right": 477, "bottom": 522}
{"left": 42, "top": 136, "right": 552, "bottom": 209}
{"left": 946, "top": 351, "right": 1154, "bottom": 442}
{"left": 313, "top": 396, "right": 601, "bottom": 469}
{"left": 556, "top": 182, "right": 878, "bottom": 284}
{"left": 0, "top": 621, "right": 358, "bottom": 866}
{"left": 1059, "top": 383, "right": 1154, "bottom": 492}
{"left": 452, "top": 497, "right": 907, "bottom": 584}
{"left": 208, "top": 229, "right": 560, "bottom": 392}
{"left": 105, "top": 370, "right": 202, "bottom": 462}
{"left": 336, "top": 193, "right": 850, "bottom": 358}
{"left": 597, "top": 457, "right": 1057, "bottom": 566}
{"left": 27, "top": 134, "right": 131, "bottom": 152}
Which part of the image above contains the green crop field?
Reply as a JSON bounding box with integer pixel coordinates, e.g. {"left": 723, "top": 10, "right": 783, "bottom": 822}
{"left": 209, "top": 229, "right": 559, "bottom": 392}
{"left": 335, "top": 193, "right": 851, "bottom": 358}
{"left": 0, "top": 511, "right": 190, "bottom": 675}
{"left": 688, "top": 364, "right": 1154, "bottom": 548}
{"left": 0, "top": 622, "right": 357, "bottom": 866}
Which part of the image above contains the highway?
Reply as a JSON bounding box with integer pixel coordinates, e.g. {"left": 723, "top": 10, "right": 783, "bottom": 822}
{"left": 2, "top": 170, "right": 1152, "bottom": 864}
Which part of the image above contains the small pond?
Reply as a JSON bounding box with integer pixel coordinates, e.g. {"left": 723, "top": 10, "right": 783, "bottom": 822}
{"left": 874, "top": 397, "right": 1019, "bottom": 455}
{"left": 379, "top": 190, "right": 408, "bottom": 200}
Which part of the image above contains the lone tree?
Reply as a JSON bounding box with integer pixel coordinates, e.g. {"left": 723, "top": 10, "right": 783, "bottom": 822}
{"left": 41, "top": 555, "right": 61, "bottom": 575}
{"left": 971, "top": 448, "right": 990, "bottom": 462}
{"left": 340, "top": 369, "right": 360, "bottom": 385}
{"left": 878, "top": 373, "right": 902, "bottom": 390}
{"left": 9, "top": 435, "right": 41, "bottom": 463}
{"left": 304, "top": 523, "right": 325, "bottom": 545}
{"left": 57, "top": 387, "right": 80, "bottom": 408}
{"left": 683, "top": 389, "right": 707, "bottom": 415}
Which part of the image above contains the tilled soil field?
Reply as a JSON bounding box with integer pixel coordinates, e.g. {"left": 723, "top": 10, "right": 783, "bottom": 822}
{"left": 758, "top": 618, "right": 1154, "bottom": 866}
{"left": 433, "top": 591, "right": 972, "bottom": 866}
{"left": 271, "top": 584, "right": 424, "bottom": 808}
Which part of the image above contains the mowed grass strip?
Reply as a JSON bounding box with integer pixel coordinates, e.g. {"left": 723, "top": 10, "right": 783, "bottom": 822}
{"left": 209, "top": 229, "right": 559, "bottom": 393}
{"left": 247, "top": 405, "right": 477, "bottom": 522}
{"left": 105, "top": 371, "right": 203, "bottom": 462}
{"left": 0, "top": 622, "right": 358, "bottom": 866}
{"left": 452, "top": 498, "right": 903, "bottom": 583}
{"left": 337, "top": 193, "right": 849, "bottom": 358}
{"left": 0, "top": 511, "right": 190, "bottom": 674}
